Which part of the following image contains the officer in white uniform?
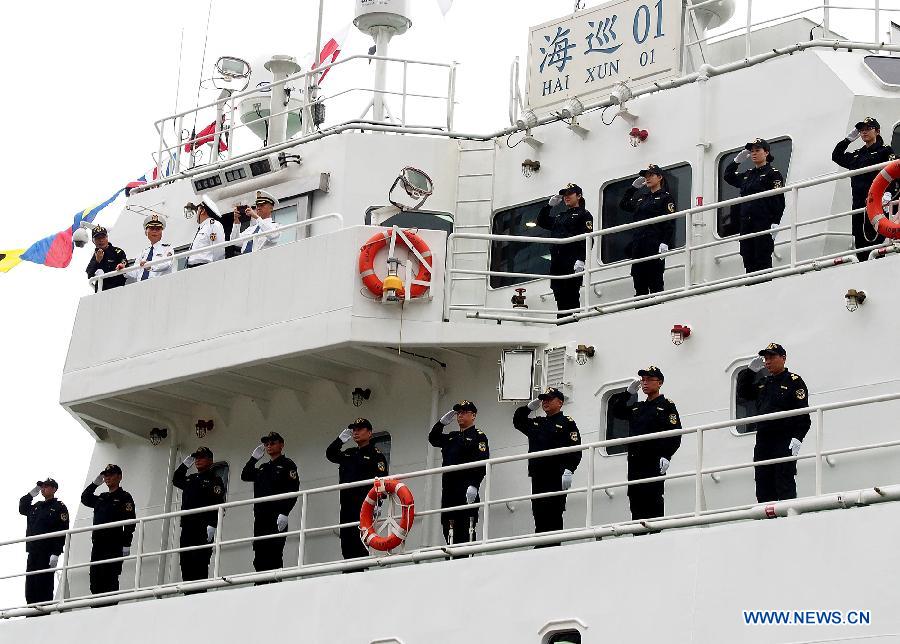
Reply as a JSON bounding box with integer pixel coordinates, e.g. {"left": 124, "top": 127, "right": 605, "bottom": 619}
{"left": 185, "top": 195, "right": 226, "bottom": 268}
{"left": 128, "top": 214, "right": 174, "bottom": 282}
{"left": 228, "top": 190, "right": 281, "bottom": 254}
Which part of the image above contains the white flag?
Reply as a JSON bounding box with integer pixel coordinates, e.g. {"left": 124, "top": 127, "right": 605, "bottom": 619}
{"left": 436, "top": 0, "right": 454, "bottom": 16}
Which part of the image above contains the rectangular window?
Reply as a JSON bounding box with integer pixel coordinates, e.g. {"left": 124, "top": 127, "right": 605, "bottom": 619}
{"left": 864, "top": 55, "right": 900, "bottom": 87}
{"left": 372, "top": 432, "right": 392, "bottom": 467}
{"left": 489, "top": 199, "right": 553, "bottom": 288}
{"left": 717, "top": 138, "right": 793, "bottom": 237}
{"left": 364, "top": 207, "right": 453, "bottom": 235}
{"left": 734, "top": 367, "right": 765, "bottom": 434}
{"left": 600, "top": 163, "right": 691, "bottom": 263}
{"left": 604, "top": 390, "right": 630, "bottom": 455}
{"left": 891, "top": 122, "right": 900, "bottom": 154}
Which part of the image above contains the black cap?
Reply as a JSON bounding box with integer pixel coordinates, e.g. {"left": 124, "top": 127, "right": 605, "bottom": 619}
{"left": 452, "top": 400, "right": 478, "bottom": 413}
{"left": 259, "top": 431, "right": 285, "bottom": 444}
{"left": 558, "top": 183, "right": 582, "bottom": 196}
{"left": 637, "top": 365, "right": 665, "bottom": 381}
{"left": 92, "top": 225, "right": 108, "bottom": 239}
{"left": 639, "top": 164, "right": 663, "bottom": 177}
{"left": 758, "top": 343, "right": 787, "bottom": 356}
{"left": 855, "top": 116, "right": 880, "bottom": 131}
{"left": 36, "top": 478, "right": 59, "bottom": 489}
{"left": 745, "top": 138, "right": 770, "bottom": 152}
{"left": 348, "top": 418, "right": 373, "bottom": 431}
{"left": 538, "top": 387, "right": 565, "bottom": 402}
{"left": 192, "top": 446, "right": 214, "bottom": 459}
{"left": 100, "top": 464, "right": 122, "bottom": 476}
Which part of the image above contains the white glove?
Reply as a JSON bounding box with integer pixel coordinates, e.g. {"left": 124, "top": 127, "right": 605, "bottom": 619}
{"left": 770, "top": 224, "right": 778, "bottom": 240}
{"left": 182, "top": 456, "right": 195, "bottom": 468}
{"left": 527, "top": 399, "right": 541, "bottom": 411}
{"left": 658, "top": 243, "right": 668, "bottom": 254}
{"left": 465, "top": 485, "right": 478, "bottom": 504}
{"left": 339, "top": 428, "right": 353, "bottom": 443}
{"left": 846, "top": 128, "right": 860, "bottom": 142}
{"left": 206, "top": 526, "right": 216, "bottom": 543}
{"left": 561, "top": 469, "right": 573, "bottom": 491}
{"left": 276, "top": 514, "right": 288, "bottom": 532}
{"left": 627, "top": 378, "right": 641, "bottom": 395}
{"left": 122, "top": 547, "right": 130, "bottom": 557}
{"left": 439, "top": 409, "right": 456, "bottom": 426}
{"left": 789, "top": 438, "right": 802, "bottom": 457}
{"left": 748, "top": 356, "right": 766, "bottom": 373}
{"left": 251, "top": 444, "right": 266, "bottom": 460}
{"left": 734, "top": 149, "right": 751, "bottom": 163}
{"left": 574, "top": 259, "right": 585, "bottom": 272}
{"left": 548, "top": 195, "right": 562, "bottom": 207}
{"left": 93, "top": 475, "right": 104, "bottom": 486}
{"left": 632, "top": 177, "right": 646, "bottom": 189}
{"left": 29, "top": 486, "right": 40, "bottom": 498}
{"left": 49, "top": 554, "right": 59, "bottom": 568}
{"left": 659, "top": 457, "right": 670, "bottom": 475}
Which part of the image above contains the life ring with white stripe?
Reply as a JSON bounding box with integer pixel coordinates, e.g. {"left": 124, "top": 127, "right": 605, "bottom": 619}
{"left": 359, "top": 478, "right": 415, "bottom": 552}
{"left": 358, "top": 229, "right": 432, "bottom": 299}
{"left": 866, "top": 159, "right": 900, "bottom": 239}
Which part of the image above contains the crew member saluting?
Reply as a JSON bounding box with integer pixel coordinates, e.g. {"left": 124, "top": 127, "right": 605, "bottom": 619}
{"left": 18, "top": 478, "right": 69, "bottom": 604}
{"left": 326, "top": 418, "right": 388, "bottom": 561}
{"left": 429, "top": 400, "right": 489, "bottom": 549}
{"left": 723, "top": 139, "right": 786, "bottom": 274}
{"left": 513, "top": 387, "right": 581, "bottom": 546}
{"left": 81, "top": 464, "right": 136, "bottom": 598}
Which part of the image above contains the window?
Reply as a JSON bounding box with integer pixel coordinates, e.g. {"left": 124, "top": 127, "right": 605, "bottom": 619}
{"left": 271, "top": 199, "right": 302, "bottom": 244}
{"left": 489, "top": 199, "right": 553, "bottom": 288}
{"left": 372, "top": 432, "right": 392, "bottom": 468}
{"left": 173, "top": 244, "right": 191, "bottom": 271}
{"left": 734, "top": 367, "right": 765, "bottom": 435}
{"left": 717, "top": 137, "right": 793, "bottom": 237}
{"left": 547, "top": 632, "right": 581, "bottom": 644}
{"left": 864, "top": 56, "right": 900, "bottom": 87}
{"left": 891, "top": 122, "right": 900, "bottom": 154}
{"left": 604, "top": 390, "right": 630, "bottom": 456}
{"left": 365, "top": 207, "right": 453, "bottom": 235}
{"left": 600, "top": 163, "right": 690, "bottom": 263}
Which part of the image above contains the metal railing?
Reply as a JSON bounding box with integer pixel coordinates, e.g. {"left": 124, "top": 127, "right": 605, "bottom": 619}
{"left": 152, "top": 54, "right": 457, "bottom": 178}
{"left": 444, "top": 158, "right": 899, "bottom": 324}
{"left": 88, "top": 213, "right": 344, "bottom": 290}
{"left": 3, "top": 390, "right": 900, "bottom": 616}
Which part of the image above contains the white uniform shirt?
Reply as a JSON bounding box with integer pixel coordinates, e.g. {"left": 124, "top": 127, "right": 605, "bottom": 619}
{"left": 228, "top": 216, "right": 281, "bottom": 254}
{"left": 188, "top": 217, "right": 226, "bottom": 264}
{"left": 127, "top": 242, "right": 175, "bottom": 282}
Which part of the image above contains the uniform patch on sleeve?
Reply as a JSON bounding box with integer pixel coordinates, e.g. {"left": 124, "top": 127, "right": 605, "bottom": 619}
{"left": 213, "top": 486, "right": 223, "bottom": 496}
{"left": 795, "top": 389, "right": 806, "bottom": 400}
{"left": 124, "top": 503, "right": 134, "bottom": 512}
{"left": 773, "top": 179, "right": 783, "bottom": 188}
{"left": 585, "top": 220, "right": 593, "bottom": 230}
{"left": 669, "top": 414, "right": 678, "bottom": 425}
{"left": 667, "top": 202, "right": 675, "bottom": 213}
{"left": 478, "top": 441, "right": 487, "bottom": 452}
{"left": 377, "top": 462, "right": 386, "bottom": 472}
{"left": 60, "top": 513, "right": 68, "bottom": 522}
{"left": 289, "top": 470, "right": 298, "bottom": 480}
{"left": 570, "top": 431, "right": 579, "bottom": 442}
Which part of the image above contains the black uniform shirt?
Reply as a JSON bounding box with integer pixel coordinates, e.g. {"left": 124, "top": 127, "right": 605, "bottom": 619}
{"left": 513, "top": 407, "right": 582, "bottom": 478}
{"left": 611, "top": 393, "right": 682, "bottom": 460}
{"left": 429, "top": 423, "right": 489, "bottom": 502}
{"left": 832, "top": 137, "right": 896, "bottom": 205}
{"left": 618, "top": 187, "right": 677, "bottom": 259}
{"left": 240, "top": 454, "right": 300, "bottom": 516}
{"left": 85, "top": 244, "right": 128, "bottom": 290}
{"left": 536, "top": 205, "right": 594, "bottom": 275}
{"left": 737, "top": 368, "right": 811, "bottom": 443}
{"left": 80, "top": 484, "right": 136, "bottom": 545}
{"left": 172, "top": 465, "right": 226, "bottom": 527}
{"left": 18, "top": 496, "right": 69, "bottom": 554}
{"left": 723, "top": 162, "right": 786, "bottom": 233}
{"left": 325, "top": 439, "right": 388, "bottom": 513}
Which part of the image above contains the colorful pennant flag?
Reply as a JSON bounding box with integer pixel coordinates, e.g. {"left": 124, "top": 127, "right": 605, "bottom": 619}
{"left": 0, "top": 249, "right": 25, "bottom": 273}
{"left": 313, "top": 24, "right": 351, "bottom": 83}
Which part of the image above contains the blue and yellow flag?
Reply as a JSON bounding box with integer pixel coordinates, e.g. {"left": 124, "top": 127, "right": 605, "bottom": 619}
{"left": 0, "top": 249, "right": 25, "bottom": 273}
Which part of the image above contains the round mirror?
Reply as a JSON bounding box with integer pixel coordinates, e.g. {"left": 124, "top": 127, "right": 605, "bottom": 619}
{"left": 400, "top": 167, "right": 433, "bottom": 199}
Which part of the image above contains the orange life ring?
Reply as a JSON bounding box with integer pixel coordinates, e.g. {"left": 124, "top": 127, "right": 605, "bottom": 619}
{"left": 866, "top": 159, "right": 900, "bottom": 239}
{"left": 359, "top": 478, "right": 415, "bottom": 552}
{"left": 358, "top": 229, "right": 432, "bottom": 299}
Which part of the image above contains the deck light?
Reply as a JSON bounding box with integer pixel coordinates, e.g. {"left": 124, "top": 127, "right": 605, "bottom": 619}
{"left": 352, "top": 388, "right": 372, "bottom": 407}
{"left": 845, "top": 289, "right": 866, "bottom": 312}
{"left": 195, "top": 419, "right": 214, "bottom": 439}
{"left": 149, "top": 427, "right": 168, "bottom": 446}
{"left": 671, "top": 324, "right": 691, "bottom": 345}
{"left": 576, "top": 344, "right": 595, "bottom": 365}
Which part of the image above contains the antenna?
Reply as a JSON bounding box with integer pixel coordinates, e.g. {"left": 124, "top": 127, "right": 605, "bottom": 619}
{"left": 353, "top": 0, "right": 412, "bottom": 123}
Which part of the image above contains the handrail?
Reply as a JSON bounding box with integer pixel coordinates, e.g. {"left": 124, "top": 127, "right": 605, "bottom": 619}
{"left": 5, "top": 389, "right": 900, "bottom": 616}
{"left": 88, "top": 212, "right": 344, "bottom": 288}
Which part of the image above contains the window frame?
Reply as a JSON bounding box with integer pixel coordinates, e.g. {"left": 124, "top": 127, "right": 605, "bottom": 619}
{"left": 728, "top": 358, "right": 763, "bottom": 437}
{"left": 713, "top": 136, "right": 794, "bottom": 240}
{"left": 487, "top": 196, "right": 556, "bottom": 290}
{"left": 364, "top": 206, "right": 454, "bottom": 231}
{"left": 596, "top": 382, "right": 633, "bottom": 457}
{"left": 890, "top": 120, "right": 900, "bottom": 156}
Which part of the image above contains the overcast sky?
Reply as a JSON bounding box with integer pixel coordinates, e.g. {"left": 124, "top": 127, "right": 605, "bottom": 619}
{"left": 0, "top": 0, "right": 895, "bottom": 609}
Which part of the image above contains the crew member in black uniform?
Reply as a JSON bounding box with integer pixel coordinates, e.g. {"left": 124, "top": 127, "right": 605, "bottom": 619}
{"left": 618, "top": 164, "right": 678, "bottom": 296}
{"left": 513, "top": 387, "right": 582, "bottom": 546}
{"left": 80, "top": 464, "right": 136, "bottom": 597}
{"left": 832, "top": 116, "right": 897, "bottom": 261}
{"left": 241, "top": 432, "right": 299, "bottom": 575}
{"left": 172, "top": 446, "right": 225, "bottom": 591}
{"left": 611, "top": 366, "right": 682, "bottom": 521}
{"left": 723, "top": 139, "right": 786, "bottom": 274}
{"left": 326, "top": 418, "right": 388, "bottom": 561}
{"left": 536, "top": 183, "right": 594, "bottom": 319}
{"left": 429, "top": 400, "right": 489, "bottom": 549}
{"left": 18, "top": 477, "right": 69, "bottom": 604}
{"left": 85, "top": 226, "right": 128, "bottom": 291}
{"left": 737, "top": 343, "right": 811, "bottom": 502}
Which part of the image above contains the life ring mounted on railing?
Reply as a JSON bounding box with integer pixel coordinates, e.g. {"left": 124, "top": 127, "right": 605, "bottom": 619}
{"left": 358, "top": 227, "right": 433, "bottom": 301}
{"left": 866, "top": 159, "right": 900, "bottom": 239}
{"left": 359, "top": 478, "right": 415, "bottom": 552}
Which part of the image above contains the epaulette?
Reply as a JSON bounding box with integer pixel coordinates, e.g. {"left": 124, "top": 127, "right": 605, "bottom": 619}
{"left": 791, "top": 373, "right": 800, "bottom": 380}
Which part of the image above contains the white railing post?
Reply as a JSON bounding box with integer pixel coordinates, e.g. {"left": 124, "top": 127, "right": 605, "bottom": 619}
{"left": 133, "top": 520, "right": 144, "bottom": 589}
{"left": 585, "top": 446, "right": 595, "bottom": 527}
{"left": 744, "top": 0, "right": 753, "bottom": 58}
{"left": 443, "top": 234, "right": 455, "bottom": 321}
{"left": 582, "top": 234, "right": 592, "bottom": 315}
{"left": 683, "top": 213, "right": 693, "bottom": 290}
{"left": 156, "top": 125, "right": 165, "bottom": 179}
{"left": 874, "top": 0, "right": 881, "bottom": 43}
{"left": 59, "top": 532, "right": 72, "bottom": 600}
{"left": 694, "top": 428, "right": 704, "bottom": 515}
{"left": 481, "top": 462, "right": 492, "bottom": 542}
{"left": 447, "top": 64, "right": 458, "bottom": 130}
{"left": 401, "top": 61, "right": 408, "bottom": 127}
{"left": 212, "top": 506, "right": 224, "bottom": 577}
{"left": 173, "top": 116, "right": 184, "bottom": 175}
{"left": 815, "top": 408, "right": 825, "bottom": 496}
{"left": 789, "top": 187, "right": 799, "bottom": 267}
{"left": 297, "top": 493, "right": 308, "bottom": 567}
{"left": 823, "top": 0, "right": 830, "bottom": 36}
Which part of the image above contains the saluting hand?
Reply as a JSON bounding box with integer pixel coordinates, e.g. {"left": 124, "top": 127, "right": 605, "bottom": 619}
{"left": 93, "top": 474, "right": 104, "bottom": 486}
{"left": 94, "top": 248, "right": 104, "bottom": 262}
{"left": 439, "top": 409, "right": 456, "bottom": 426}
{"left": 251, "top": 444, "right": 266, "bottom": 460}
{"left": 626, "top": 378, "right": 641, "bottom": 395}
{"left": 339, "top": 428, "right": 353, "bottom": 443}
{"left": 548, "top": 195, "right": 562, "bottom": 207}
{"left": 734, "top": 149, "right": 751, "bottom": 164}
{"left": 632, "top": 177, "right": 646, "bottom": 189}
{"left": 182, "top": 455, "right": 195, "bottom": 468}
{"left": 527, "top": 399, "right": 541, "bottom": 411}
{"left": 29, "top": 485, "right": 40, "bottom": 498}
{"left": 748, "top": 356, "right": 766, "bottom": 373}
{"left": 846, "top": 128, "right": 860, "bottom": 142}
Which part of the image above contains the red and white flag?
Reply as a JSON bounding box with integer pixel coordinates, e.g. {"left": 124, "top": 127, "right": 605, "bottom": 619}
{"left": 313, "top": 24, "right": 351, "bottom": 83}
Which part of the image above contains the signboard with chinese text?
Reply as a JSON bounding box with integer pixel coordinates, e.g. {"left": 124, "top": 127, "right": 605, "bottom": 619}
{"left": 526, "top": 0, "right": 684, "bottom": 112}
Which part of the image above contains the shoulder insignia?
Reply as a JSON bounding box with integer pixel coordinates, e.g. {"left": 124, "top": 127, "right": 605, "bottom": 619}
{"left": 667, "top": 202, "right": 676, "bottom": 213}
{"left": 669, "top": 414, "right": 678, "bottom": 425}
{"left": 566, "top": 416, "right": 574, "bottom": 421}
{"left": 791, "top": 374, "right": 800, "bottom": 380}
{"left": 796, "top": 389, "right": 807, "bottom": 400}
{"left": 60, "top": 512, "right": 68, "bottom": 522}
{"left": 289, "top": 469, "right": 299, "bottom": 480}
{"left": 377, "top": 461, "right": 386, "bottom": 472}
{"left": 478, "top": 441, "right": 487, "bottom": 452}
{"left": 124, "top": 502, "right": 134, "bottom": 512}
{"left": 773, "top": 179, "right": 783, "bottom": 188}
{"left": 213, "top": 486, "right": 223, "bottom": 496}
{"left": 585, "top": 220, "right": 593, "bottom": 231}
{"left": 569, "top": 431, "right": 579, "bottom": 442}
